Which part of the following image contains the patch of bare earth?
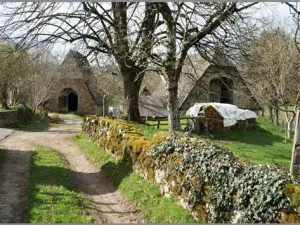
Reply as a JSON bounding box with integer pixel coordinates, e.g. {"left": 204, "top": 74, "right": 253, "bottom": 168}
{"left": 0, "top": 114, "right": 144, "bottom": 223}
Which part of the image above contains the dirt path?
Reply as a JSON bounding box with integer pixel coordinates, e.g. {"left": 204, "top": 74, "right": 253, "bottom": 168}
{"left": 0, "top": 114, "right": 144, "bottom": 223}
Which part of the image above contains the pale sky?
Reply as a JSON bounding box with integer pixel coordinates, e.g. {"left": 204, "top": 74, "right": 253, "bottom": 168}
{"left": 260, "top": 2, "right": 296, "bottom": 29}
{"left": 26, "top": 2, "right": 299, "bottom": 59}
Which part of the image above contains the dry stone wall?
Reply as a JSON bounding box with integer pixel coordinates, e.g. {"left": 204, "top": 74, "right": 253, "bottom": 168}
{"left": 0, "top": 110, "right": 18, "bottom": 127}
{"left": 0, "top": 107, "right": 33, "bottom": 127}
{"left": 82, "top": 116, "right": 300, "bottom": 223}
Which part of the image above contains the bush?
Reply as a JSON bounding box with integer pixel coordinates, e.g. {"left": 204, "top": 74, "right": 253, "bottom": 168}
{"left": 17, "top": 106, "right": 34, "bottom": 124}
{"left": 82, "top": 115, "right": 300, "bottom": 223}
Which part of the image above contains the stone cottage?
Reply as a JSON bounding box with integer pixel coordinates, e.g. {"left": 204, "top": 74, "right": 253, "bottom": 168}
{"left": 45, "top": 50, "right": 106, "bottom": 115}
{"left": 149, "top": 50, "right": 260, "bottom": 114}
{"left": 177, "top": 51, "right": 260, "bottom": 111}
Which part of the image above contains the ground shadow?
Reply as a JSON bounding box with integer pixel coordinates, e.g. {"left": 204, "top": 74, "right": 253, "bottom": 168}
{"left": 212, "top": 126, "right": 287, "bottom": 146}
{"left": 14, "top": 123, "right": 81, "bottom": 134}
{"left": 0, "top": 148, "right": 136, "bottom": 223}
{"left": 100, "top": 150, "right": 133, "bottom": 187}
{"left": 0, "top": 149, "right": 33, "bottom": 223}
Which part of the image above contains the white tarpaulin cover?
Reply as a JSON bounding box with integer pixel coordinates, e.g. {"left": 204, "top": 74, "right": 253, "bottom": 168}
{"left": 186, "top": 103, "right": 257, "bottom": 127}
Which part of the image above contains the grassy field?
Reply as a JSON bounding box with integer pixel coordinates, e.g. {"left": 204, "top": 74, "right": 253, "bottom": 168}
{"left": 134, "top": 119, "right": 188, "bottom": 139}
{"left": 135, "top": 117, "right": 293, "bottom": 170}
{"left": 213, "top": 117, "right": 293, "bottom": 169}
{"left": 28, "top": 145, "right": 92, "bottom": 223}
{"left": 74, "top": 134, "right": 196, "bottom": 223}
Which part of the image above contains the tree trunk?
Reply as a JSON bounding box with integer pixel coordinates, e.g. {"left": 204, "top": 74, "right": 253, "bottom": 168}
{"left": 290, "top": 111, "right": 300, "bottom": 177}
{"left": 1, "top": 100, "right": 9, "bottom": 110}
{"left": 122, "top": 67, "right": 143, "bottom": 123}
{"left": 274, "top": 108, "right": 279, "bottom": 126}
{"left": 1, "top": 90, "right": 9, "bottom": 109}
{"left": 287, "top": 120, "right": 293, "bottom": 140}
{"left": 287, "top": 114, "right": 296, "bottom": 140}
{"left": 268, "top": 106, "right": 274, "bottom": 123}
{"left": 261, "top": 107, "right": 264, "bottom": 117}
{"left": 166, "top": 77, "right": 180, "bottom": 131}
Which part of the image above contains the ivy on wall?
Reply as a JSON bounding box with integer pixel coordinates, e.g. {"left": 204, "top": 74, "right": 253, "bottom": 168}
{"left": 83, "top": 116, "right": 300, "bottom": 223}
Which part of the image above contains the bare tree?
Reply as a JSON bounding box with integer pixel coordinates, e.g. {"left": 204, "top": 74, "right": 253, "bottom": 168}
{"left": 243, "top": 27, "right": 300, "bottom": 139}
{"left": 0, "top": 41, "right": 30, "bottom": 109}
{"left": 151, "top": 2, "right": 258, "bottom": 131}
{"left": 286, "top": 3, "right": 300, "bottom": 52}
{"left": 23, "top": 50, "right": 61, "bottom": 113}
{"left": 0, "top": 2, "right": 159, "bottom": 122}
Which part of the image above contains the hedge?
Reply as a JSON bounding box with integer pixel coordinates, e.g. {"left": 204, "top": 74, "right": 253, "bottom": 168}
{"left": 82, "top": 115, "right": 300, "bottom": 223}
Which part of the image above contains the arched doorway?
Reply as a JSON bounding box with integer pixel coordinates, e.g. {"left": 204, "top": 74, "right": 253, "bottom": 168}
{"left": 59, "top": 88, "right": 78, "bottom": 112}
{"left": 68, "top": 91, "right": 78, "bottom": 112}
{"left": 209, "top": 77, "right": 233, "bottom": 104}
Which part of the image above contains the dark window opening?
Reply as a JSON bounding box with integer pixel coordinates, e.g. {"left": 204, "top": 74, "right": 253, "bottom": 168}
{"left": 209, "top": 77, "right": 233, "bottom": 104}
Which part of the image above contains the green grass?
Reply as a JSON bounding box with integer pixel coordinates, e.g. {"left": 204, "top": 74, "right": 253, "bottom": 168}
{"left": 134, "top": 123, "right": 165, "bottom": 139}
{"left": 17, "top": 120, "right": 49, "bottom": 131}
{"left": 213, "top": 117, "right": 293, "bottom": 169}
{"left": 74, "top": 134, "right": 196, "bottom": 223}
{"left": 29, "top": 145, "right": 92, "bottom": 223}
{"left": 73, "top": 113, "right": 84, "bottom": 120}
{"left": 134, "top": 119, "right": 188, "bottom": 139}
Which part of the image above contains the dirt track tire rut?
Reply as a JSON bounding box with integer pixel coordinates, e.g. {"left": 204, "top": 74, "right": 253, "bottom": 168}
{"left": 0, "top": 114, "right": 144, "bottom": 223}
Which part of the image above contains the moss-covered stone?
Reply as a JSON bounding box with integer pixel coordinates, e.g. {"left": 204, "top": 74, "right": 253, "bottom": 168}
{"left": 281, "top": 212, "right": 300, "bottom": 223}
{"left": 82, "top": 115, "right": 300, "bottom": 223}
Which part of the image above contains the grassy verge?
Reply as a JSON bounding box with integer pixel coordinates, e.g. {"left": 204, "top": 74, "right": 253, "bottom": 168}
{"left": 29, "top": 145, "right": 92, "bottom": 223}
{"left": 74, "top": 133, "right": 196, "bottom": 223}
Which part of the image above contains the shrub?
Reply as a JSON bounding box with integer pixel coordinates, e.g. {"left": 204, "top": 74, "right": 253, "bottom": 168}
{"left": 17, "top": 106, "right": 34, "bottom": 124}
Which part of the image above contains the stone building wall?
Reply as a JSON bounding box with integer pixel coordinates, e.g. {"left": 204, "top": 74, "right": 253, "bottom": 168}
{"left": 181, "top": 65, "right": 259, "bottom": 111}
{"left": 46, "top": 78, "right": 103, "bottom": 115}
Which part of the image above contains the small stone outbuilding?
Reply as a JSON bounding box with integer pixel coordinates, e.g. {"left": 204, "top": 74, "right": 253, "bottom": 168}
{"left": 177, "top": 51, "right": 260, "bottom": 111}
{"left": 147, "top": 50, "right": 260, "bottom": 113}
{"left": 46, "top": 50, "right": 106, "bottom": 115}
